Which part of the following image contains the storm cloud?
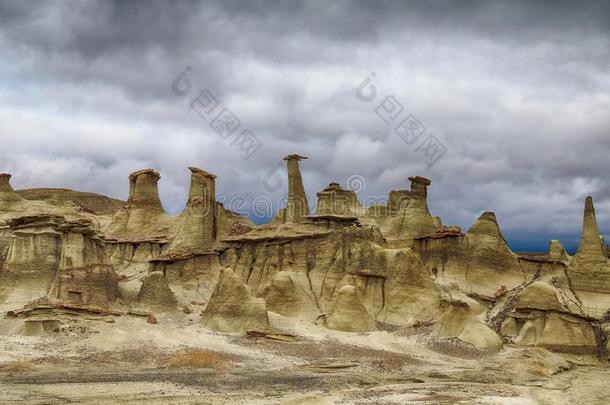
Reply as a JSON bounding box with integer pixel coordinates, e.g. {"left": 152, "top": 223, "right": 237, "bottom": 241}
{"left": 1, "top": 0, "right": 609, "bottom": 251}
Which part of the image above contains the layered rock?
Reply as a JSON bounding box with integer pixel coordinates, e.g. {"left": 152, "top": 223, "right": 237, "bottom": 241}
{"left": 167, "top": 167, "right": 217, "bottom": 252}
{"left": 0, "top": 174, "right": 82, "bottom": 225}
{"left": 385, "top": 176, "right": 436, "bottom": 243}
{"left": 0, "top": 173, "right": 23, "bottom": 205}
{"left": 201, "top": 267, "right": 270, "bottom": 333}
{"left": 50, "top": 264, "right": 119, "bottom": 307}
{"left": 566, "top": 197, "right": 610, "bottom": 318}
{"left": 105, "top": 169, "right": 171, "bottom": 242}
{"left": 513, "top": 311, "right": 597, "bottom": 353}
{"left": 377, "top": 248, "right": 441, "bottom": 325}
{"left": 313, "top": 182, "right": 359, "bottom": 218}
{"left": 282, "top": 154, "right": 309, "bottom": 223}
{"left": 264, "top": 271, "right": 319, "bottom": 319}
{"left": 324, "top": 285, "right": 376, "bottom": 332}
{"left": 3, "top": 161, "right": 610, "bottom": 359}
{"left": 432, "top": 293, "right": 503, "bottom": 351}
{"left": 223, "top": 225, "right": 439, "bottom": 327}
{"left": 549, "top": 240, "right": 570, "bottom": 263}
{"left": 16, "top": 188, "right": 125, "bottom": 216}
{"left": 416, "top": 211, "right": 526, "bottom": 299}
{"left": 137, "top": 271, "right": 177, "bottom": 311}
{"left": 48, "top": 219, "right": 118, "bottom": 307}
{"left": 2, "top": 215, "right": 63, "bottom": 276}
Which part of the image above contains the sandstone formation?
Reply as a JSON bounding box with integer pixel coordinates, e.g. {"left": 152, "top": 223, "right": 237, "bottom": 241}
{"left": 1, "top": 156, "right": 610, "bottom": 365}
{"left": 201, "top": 267, "right": 270, "bottom": 333}
{"left": 324, "top": 285, "right": 376, "bottom": 332}
{"left": 264, "top": 271, "right": 319, "bottom": 319}
{"left": 105, "top": 169, "right": 171, "bottom": 242}
{"left": 17, "top": 188, "right": 125, "bottom": 216}
{"left": 137, "top": 271, "right": 177, "bottom": 311}
{"left": 433, "top": 293, "right": 503, "bottom": 351}
{"left": 167, "top": 167, "right": 217, "bottom": 252}
{"left": 280, "top": 154, "right": 309, "bottom": 223}
{"left": 549, "top": 239, "right": 570, "bottom": 263}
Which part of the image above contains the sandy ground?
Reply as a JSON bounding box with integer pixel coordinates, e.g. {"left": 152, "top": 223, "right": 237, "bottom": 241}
{"left": 1, "top": 312, "right": 609, "bottom": 404}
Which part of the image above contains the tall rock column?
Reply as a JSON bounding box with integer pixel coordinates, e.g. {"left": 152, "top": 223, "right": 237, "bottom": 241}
{"left": 188, "top": 167, "right": 217, "bottom": 244}
{"left": 573, "top": 196, "right": 607, "bottom": 268}
{"left": 567, "top": 196, "right": 610, "bottom": 316}
{"left": 388, "top": 176, "right": 435, "bottom": 241}
{"left": 105, "top": 169, "right": 170, "bottom": 240}
{"left": 128, "top": 169, "right": 164, "bottom": 210}
{"left": 283, "top": 154, "right": 309, "bottom": 223}
{"left": 167, "top": 167, "right": 217, "bottom": 251}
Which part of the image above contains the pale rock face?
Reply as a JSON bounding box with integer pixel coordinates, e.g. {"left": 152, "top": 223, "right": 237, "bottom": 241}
{"left": 47, "top": 219, "right": 119, "bottom": 307}
{"left": 283, "top": 155, "right": 309, "bottom": 223}
{"left": 514, "top": 281, "right": 573, "bottom": 313}
{"left": 314, "top": 183, "right": 354, "bottom": 217}
{"left": 432, "top": 216, "right": 442, "bottom": 229}
{"left": 137, "top": 271, "right": 178, "bottom": 311}
{"left": 567, "top": 197, "right": 610, "bottom": 293}
{"left": 324, "top": 285, "right": 376, "bottom": 332}
{"left": 2, "top": 216, "right": 63, "bottom": 275}
{"left": 0, "top": 174, "right": 82, "bottom": 225}
{"left": 50, "top": 265, "right": 119, "bottom": 307}
{"left": 416, "top": 212, "right": 526, "bottom": 299}
{"left": 439, "top": 212, "right": 525, "bottom": 298}
{"left": 514, "top": 311, "right": 597, "bottom": 354}
{"left": 377, "top": 248, "right": 441, "bottom": 325}
{"left": 0, "top": 214, "right": 115, "bottom": 310}
{"left": 3, "top": 163, "right": 610, "bottom": 360}
{"left": 201, "top": 267, "right": 270, "bottom": 334}
{"left": 167, "top": 167, "right": 217, "bottom": 252}
{"left": 564, "top": 197, "right": 610, "bottom": 319}
{"left": 105, "top": 169, "right": 171, "bottom": 241}
{"left": 0, "top": 173, "right": 22, "bottom": 204}
{"left": 432, "top": 293, "right": 503, "bottom": 351}
{"left": 384, "top": 177, "right": 436, "bottom": 243}
{"left": 549, "top": 240, "right": 570, "bottom": 263}
{"left": 264, "top": 271, "right": 320, "bottom": 319}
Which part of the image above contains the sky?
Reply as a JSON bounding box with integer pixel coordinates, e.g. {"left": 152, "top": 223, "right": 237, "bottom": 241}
{"left": 1, "top": 0, "right": 609, "bottom": 252}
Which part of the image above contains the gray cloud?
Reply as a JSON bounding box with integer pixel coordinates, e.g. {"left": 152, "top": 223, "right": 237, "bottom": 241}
{"left": 0, "top": 0, "right": 609, "bottom": 251}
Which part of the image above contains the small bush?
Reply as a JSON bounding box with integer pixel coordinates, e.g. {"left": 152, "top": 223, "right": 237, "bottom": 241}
{"left": 166, "top": 349, "right": 225, "bottom": 369}
{"left": 0, "top": 359, "right": 35, "bottom": 373}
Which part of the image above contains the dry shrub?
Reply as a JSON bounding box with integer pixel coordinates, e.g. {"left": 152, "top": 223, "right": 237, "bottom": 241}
{"left": 0, "top": 359, "right": 35, "bottom": 373}
{"left": 166, "top": 349, "right": 226, "bottom": 369}
{"left": 530, "top": 360, "right": 550, "bottom": 377}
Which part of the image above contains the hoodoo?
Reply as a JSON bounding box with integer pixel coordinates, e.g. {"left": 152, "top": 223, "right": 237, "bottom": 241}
{"left": 572, "top": 196, "right": 607, "bottom": 268}
{"left": 105, "top": 169, "right": 171, "bottom": 241}
{"left": 283, "top": 154, "right": 309, "bottom": 223}
{"left": 388, "top": 176, "right": 436, "bottom": 242}
{"left": 127, "top": 169, "right": 164, "bottom": 210}
{"left": 2, "top": 158, "right": 610, "bottom": 401}
{"left": 167, "top": 167, "right": 217, "bottom": 251}
{"left": 313, "top": 182, "right": 353, "bottom": 217}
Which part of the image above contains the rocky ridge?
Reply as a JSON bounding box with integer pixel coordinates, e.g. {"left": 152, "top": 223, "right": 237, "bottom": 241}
{"left": 2, "top": 157, "right": 610, "bottom": 361}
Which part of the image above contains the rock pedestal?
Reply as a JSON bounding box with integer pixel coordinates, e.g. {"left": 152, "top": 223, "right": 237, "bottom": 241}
{"left": 284, "top": 154, "right": 309, "bottom": 223}
{"left": 167, "top": 167, "right": 217, "bottom": 251}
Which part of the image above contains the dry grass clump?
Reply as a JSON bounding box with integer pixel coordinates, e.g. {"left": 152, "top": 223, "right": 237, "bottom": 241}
{"left": 0, "top": 359, "right": 35, "bottom": 373}
{"left": 531, "top": 361, "right": 551, "bottom": 377}
{"left": 165, "top": 349, "right": 227, "bottom": 369}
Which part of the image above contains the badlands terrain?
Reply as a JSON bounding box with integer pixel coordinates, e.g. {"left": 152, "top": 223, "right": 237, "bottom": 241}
{"left": 1, "top": 156, "right": 610, "bottom": 404}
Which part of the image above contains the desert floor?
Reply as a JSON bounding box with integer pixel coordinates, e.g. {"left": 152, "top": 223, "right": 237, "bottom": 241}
{"left": 1, "top": 312, "right": 609, "bottom": 404}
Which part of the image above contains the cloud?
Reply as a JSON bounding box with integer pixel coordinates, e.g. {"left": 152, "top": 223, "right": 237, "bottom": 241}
{"left": 0, "top": 0, "right": 609, "bottom": 251}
